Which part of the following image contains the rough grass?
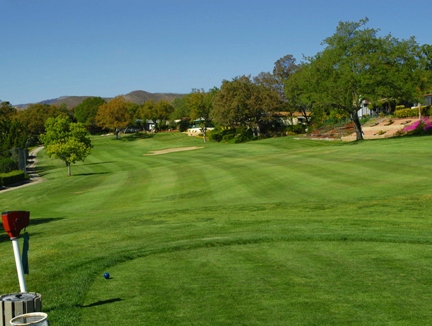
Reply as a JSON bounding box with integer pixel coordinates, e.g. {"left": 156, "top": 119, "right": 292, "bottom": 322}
{"left": 1, "top": 133, "right": 432, "bottom": 325}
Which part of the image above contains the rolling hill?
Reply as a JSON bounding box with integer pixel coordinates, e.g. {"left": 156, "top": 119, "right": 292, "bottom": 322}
{"left": 15, "top": 90, "right": 185, "bottom": 109}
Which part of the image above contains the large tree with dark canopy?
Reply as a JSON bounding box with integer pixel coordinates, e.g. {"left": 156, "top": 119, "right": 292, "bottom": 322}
{"left": 212, "top": 75, "right": 283, "bottom": 137}
{"left": 304, "top": 18, "right": 427, "bottom": 140}
{"left": 73, "top": 97, "right": 106, "bottom": 134}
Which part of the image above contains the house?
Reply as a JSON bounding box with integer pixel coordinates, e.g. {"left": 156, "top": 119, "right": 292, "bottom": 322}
{"left": 274, "top": 111, "right": 310, "bottom": 126}
{"left": 411, "top": 94, "right": 432, "bottom": 109}
{"left": 185, "top": 118, "right": 214, "bottom": 137}
{"left": 357, "top": 100, "right": 372, "bottom": 117}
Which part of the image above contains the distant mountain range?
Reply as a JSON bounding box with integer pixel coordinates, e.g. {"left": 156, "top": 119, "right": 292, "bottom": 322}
{"left": 15, "top": 90, "right": 185, "bottom": 109}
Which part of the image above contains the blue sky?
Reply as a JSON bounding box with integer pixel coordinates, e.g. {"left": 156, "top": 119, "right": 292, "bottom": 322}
{"left": 1, "top": 0, "right": 432, "bottom": 105}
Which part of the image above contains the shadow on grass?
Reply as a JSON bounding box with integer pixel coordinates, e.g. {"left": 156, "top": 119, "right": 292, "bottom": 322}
{"left": 35, "top": 164, "right": 57, "bottom": 176}
{"left": 30, "top": 217, "right": 65, "bottom": 226}
{"left": 82, "top": 161, "right": 117, "bottom": 166}
{"left": 120, "top": 133, "right": 154, "bottom": 142}
{"left": 74, "top": 172, "right": 110, "bottom": 176}
{"left": 77, "top": 298, "right": 122, "bottom": 308}
{"left": 0, "top": 233, "right": 11, "bottom": 243}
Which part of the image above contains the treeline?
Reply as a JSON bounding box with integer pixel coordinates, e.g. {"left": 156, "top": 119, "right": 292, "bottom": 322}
{"left": 173, "top": 19, "right": 431, "bottom": 142}
{"left": 1, "top": 17, "right": 432, "bottom": 157}
{"left": 0, "top": 102, "right": 66, "bottom": 182}
{"left": 73, "top": 18, "right": 432, "bottom": 142}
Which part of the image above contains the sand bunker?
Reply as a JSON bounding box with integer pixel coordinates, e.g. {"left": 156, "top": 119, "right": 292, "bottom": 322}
{"left": 144, "top": 146, "right": 203, "bottom": 156}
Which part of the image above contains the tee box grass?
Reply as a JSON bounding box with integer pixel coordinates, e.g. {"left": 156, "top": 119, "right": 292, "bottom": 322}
{"left": 1, "top": 132, "right": 432, "bottom": 325}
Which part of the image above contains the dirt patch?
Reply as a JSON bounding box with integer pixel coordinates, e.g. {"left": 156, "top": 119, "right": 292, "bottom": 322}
{"left": 144, "top": 146, "right": 204, "bottom": 156}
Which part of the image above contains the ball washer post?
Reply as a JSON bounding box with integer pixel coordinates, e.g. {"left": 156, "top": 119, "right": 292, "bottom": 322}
{"left": 11, "top": 237, "right": 27, "bottom": 293}
{"left": 1, "top": 211, "right": 29, "bottom": 293}
{"left": 1, "top": 211, "right": 44, "bottom": 326}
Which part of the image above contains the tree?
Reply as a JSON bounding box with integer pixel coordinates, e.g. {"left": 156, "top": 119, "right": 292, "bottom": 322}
{"left": 365, "top": 34, "right": 426, "bottom": 112}
{"left": 0, "top": 102, "right": 19, "bottom": 152}
{"left": 284, "top": 63, "right": 314, "bottom": 125}
{"left": 186, "top": 88, "right": 216, "bottom": 142}
{"left": 73, "top": 97, "right": 106, "bottom": 134}
{"left": 136, "top": 100, "right": 157, "bottom": 131}
{"left": 306, "top": 18, "right": 426, "bottom": 140}
{"left": 273, "top": 54, "right": 299, "bottom": 81}
{"left": 212, "top": 75, "right": 283, "bottom": 137}
{"left": 253, "top": 55, "right": 299, "bottom": 106}
{"left": 170, "top": 96, "right": 190, "bottom": 131}
{"left": 253, "top": 55, "right": 302, "bottom": 131}
{"left": 135, "top": 100, "right": 174, "bottom": 131}
{"left": 95, "top": 96, "right": 132, "bottom": 139}
{"left": 272, "top": 54, "right": 299, "bottom": 100}
{"left": 40, "top": 115, "right": 92, "bottom": 176}
{"left": 0, "top": 101, "right": 16, "bottom": 120}
{"left": 0, "top": 120, "right": 29, "bottom": 153}
{"left": 126, "top": 101, "right": 140, "bottom": 130}
{"left": 171, "top": 96, "right": 190, "bottom": 120}
{"left": 418, "top": 44, "right": 432, "bottom": 94}
{"left": 154, "top": 100, "right": 174, "bottom": 130}
{"left": 15, "top": 103, "right": 63, "bottom": 137}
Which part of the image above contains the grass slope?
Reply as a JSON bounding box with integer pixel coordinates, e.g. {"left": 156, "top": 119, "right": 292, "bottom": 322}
{"left": 1, "top": 133, "right": 432, "bottom": 325}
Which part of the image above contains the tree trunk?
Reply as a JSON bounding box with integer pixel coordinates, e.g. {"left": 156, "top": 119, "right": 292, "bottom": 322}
{"left": 201, "top": 127, "right": 207, "bottom": 143}
{"left": 67, "top": 162, "right": 71, "bottom": 176}
{"left": 351, "top": 110, "right": 364, "bottom": 141}
{"left": 300, "top": 107, "right": 310, "bottom": 125}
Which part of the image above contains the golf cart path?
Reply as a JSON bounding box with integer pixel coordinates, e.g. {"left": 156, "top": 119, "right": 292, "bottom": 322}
{"left": 0, "top": 146, "right": 45, "bottom": 193}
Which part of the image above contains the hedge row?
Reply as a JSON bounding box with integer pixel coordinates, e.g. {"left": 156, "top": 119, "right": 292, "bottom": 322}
{"left": 394, "top": 106, "right": 430, "bottom": 118}
{"left": 0, "top": 170, "right": 27, "bottom": 187}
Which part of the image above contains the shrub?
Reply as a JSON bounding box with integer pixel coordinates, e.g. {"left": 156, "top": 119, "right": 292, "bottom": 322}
{"left": 176, "top": 119, "right": 190, "bottom": 132}
{"left": 395, "top": 106, "right": 431, "bottom": 118}
{"left": 360, "top": 115, "right": 371, "bottom": 124}
{"left": 222, "top": 133, "right": 236, "bottom": 142}
{"left": 285, "top": 124, "right": 306, "bottom": 134}
{"left": 233, "top": 128, "right": 254, "bottom": 143}
{"left": 403, "top": 118, "right": 432, "bottom": 135}
{"left": 0, "top": 158, "right": 18, "bottom": 173}
{"left": 395, "top": 108, "right": 414, "bottom": 118}
{"left": 209, "top": 127, "right": 236, "bottom": 142}
{"left": 0, "top": 170, "right": 26, "bottom": 187}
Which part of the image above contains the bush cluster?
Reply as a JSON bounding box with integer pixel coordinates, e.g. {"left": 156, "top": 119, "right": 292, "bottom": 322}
{"left": 233, "top": 128, "right": 254, "bottom": 143}
{"left": 403, "top": 118, "right": 432, "bottom": 136}
{"left": 209, "top": 127, "right": 256, "bottom": 143}
{"left": 395, "top": 106, "right": 430, "bottom": 118}
{"left": 0, "top": 170, "right": 26, "bottom": 187}
{"left": 209, "top": 128, "right": 236, "bottom": 142}
{"left": 0, "top": 157, "right": 18, "bottom": 173}
{"left": 285, "top": 124, "right": 306, "bottom": 134}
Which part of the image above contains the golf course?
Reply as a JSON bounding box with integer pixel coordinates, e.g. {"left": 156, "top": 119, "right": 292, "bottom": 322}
{"left": 1, "top": 132, "right": 432, "bottom": 325}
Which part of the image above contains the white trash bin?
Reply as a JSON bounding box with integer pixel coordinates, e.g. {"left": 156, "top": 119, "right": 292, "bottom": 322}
{"left": 9, "top": 312, "right": 48, "bottom": 326}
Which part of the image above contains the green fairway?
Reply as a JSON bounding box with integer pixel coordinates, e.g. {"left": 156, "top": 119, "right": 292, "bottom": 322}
{"left": 1, "top": 132, "right": 432, "bottom": 325}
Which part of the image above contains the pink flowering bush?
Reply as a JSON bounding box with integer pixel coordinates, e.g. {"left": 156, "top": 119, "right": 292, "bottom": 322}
{"left": 403, "top": 118, "right": 432, "bottom": 135}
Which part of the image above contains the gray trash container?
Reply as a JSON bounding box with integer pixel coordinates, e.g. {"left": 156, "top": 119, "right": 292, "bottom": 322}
{"left": 0, "top": 293, "right": 42, "bottom": 326}
{"left": 10, "top": 312, "right": 48, "bottom": 326}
